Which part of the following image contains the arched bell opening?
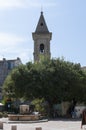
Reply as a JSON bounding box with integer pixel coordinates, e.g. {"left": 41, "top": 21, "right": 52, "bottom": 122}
{"left": 40, "top": 44, "right": 44, "bottom": 53}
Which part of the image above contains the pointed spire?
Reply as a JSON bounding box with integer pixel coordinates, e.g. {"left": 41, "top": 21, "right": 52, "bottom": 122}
{"left": 35, "top": 12, "right": 49, "bottom": 33}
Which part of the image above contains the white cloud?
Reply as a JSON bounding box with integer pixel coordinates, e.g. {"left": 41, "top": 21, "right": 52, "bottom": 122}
{"left": 0, "top": 47, "right": 33, "bottom": 63}
{"left": 0, "top": 0, "right": 26, "bottom": 9}
{"left": 0, "top": 0, "right": 57, "bottom": 10}
{"left": 0, "top": 32, "right": 33, "bottom": 63}
{"left": 18, "top": 51, "right": 33, "bottom": 63}
{"left": 0, "top": 32, "right": 25, "bottom": 47}
{"left": 28, "top": 1, "right": 57, "bottom": 8}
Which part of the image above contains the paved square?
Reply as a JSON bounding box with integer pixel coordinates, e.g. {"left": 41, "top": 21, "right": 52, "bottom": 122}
{"left": 1, "top": 118, "right": 84, "bottom": 130}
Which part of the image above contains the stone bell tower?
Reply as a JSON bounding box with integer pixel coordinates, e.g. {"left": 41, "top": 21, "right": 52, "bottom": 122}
{"left": 32, "top": 12, "right": 52, "bottom": 62}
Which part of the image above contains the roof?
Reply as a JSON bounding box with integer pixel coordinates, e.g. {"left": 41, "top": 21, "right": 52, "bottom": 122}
{"left": 35, "top": 12, "right": 49, "bottom": 33}
{"left": 0, "top": 57, "right": 21, "bottom": 63}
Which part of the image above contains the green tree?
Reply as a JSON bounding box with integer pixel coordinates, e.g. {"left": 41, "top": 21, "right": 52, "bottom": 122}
{"left": 3, "top": 64, "right": 28, "bottom": 98}
{"left": 3, "top": 58, "right": 86, "bottom": 105}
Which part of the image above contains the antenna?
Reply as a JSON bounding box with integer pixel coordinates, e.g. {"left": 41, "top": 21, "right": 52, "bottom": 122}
{"left": 0, "top": 54, "right": 4, "bottom": 59}
{"left": 41, "top": 5, "right": 43, "bottom": 13}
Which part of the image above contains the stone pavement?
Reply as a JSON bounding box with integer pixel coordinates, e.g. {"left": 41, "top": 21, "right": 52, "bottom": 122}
{"left": 0, "top": 118, "right": 85, "bottom": 130}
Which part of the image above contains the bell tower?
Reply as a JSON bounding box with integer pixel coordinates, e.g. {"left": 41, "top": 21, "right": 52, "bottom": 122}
{"left": 32, "top": 12, "right": 52, "bottom": 62}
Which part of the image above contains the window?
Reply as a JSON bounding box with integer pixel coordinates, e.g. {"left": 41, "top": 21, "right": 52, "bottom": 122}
{"left": 8, "top": 62, "right": 11, "bottom": 69}
{"left": 40, "top": 23, "right": 43, "bottom": 26}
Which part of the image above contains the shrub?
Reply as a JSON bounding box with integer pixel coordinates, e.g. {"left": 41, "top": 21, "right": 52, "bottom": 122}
{"left": 3, "top": 112, "right": 8, "bottom": 117}
{"left": 0, "top": 112, "right": 3, "bottom": 118}
{"left": 31, "top": 98, "right": 46, "bottom": 115}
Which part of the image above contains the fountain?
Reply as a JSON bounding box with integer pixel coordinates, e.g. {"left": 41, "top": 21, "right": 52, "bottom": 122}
{"left": 8, "top": 104, "right": 40, "bottom": 121}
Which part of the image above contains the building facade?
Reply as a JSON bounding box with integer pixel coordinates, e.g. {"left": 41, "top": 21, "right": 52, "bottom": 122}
{"left": 32, "top": 12, "right": 52, "bottom": 62}
{"left": 0, "top": 57, "right": 21, "bottom": 99}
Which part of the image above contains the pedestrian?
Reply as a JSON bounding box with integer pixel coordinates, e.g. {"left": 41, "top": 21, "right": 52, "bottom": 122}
{"left": 81, "top": 109, "right": 86, "bottom": 129}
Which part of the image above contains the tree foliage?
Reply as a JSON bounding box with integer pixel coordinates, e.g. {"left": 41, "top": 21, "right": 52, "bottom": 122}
{"left": 3, "top": 58, "right": 86, "bottom": 104}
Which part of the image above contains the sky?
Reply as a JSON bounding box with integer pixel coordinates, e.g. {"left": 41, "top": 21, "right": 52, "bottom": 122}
{"left": 0, "top": 0, "right": 86, "bottom": 67}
